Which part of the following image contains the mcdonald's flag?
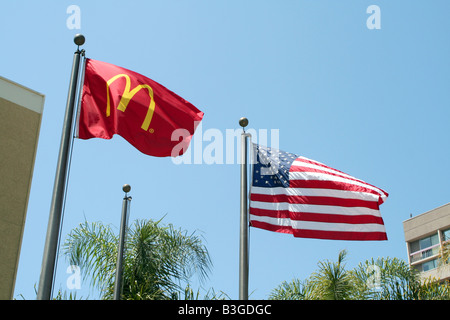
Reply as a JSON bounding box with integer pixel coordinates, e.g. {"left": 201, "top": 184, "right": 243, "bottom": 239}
{"left": 77, "top": 59, "right": 204, "bottom": 157}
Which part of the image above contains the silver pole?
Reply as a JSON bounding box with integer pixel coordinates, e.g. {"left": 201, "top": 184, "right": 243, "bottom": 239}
{"left": 239, "top": 117, "right": 249, "bottom": 300}
{"left": 37, "top": 34, "right": 85, "bottom": 300}
{"left": 113, "top": 184, "right": 132, "bottom": 300}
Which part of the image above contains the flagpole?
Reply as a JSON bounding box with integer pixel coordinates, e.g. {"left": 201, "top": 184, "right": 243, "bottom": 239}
{"left": 239, "top": 117, "right": 250, "bottom": 300}
{"left": 37, "top": 34, "right": 85, "bottom": 300}
{"left": 113, "top": 184, "right": 132, "bottom": 300}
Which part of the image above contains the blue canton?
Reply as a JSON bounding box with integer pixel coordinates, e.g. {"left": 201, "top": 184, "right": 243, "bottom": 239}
{"left": 252, "top": 145, "right": 298, "bottom": 188}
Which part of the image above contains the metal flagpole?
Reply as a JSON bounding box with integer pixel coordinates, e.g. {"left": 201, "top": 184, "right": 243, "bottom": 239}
{"left": 239, "top": 117, "right": 250, "bottom": 300}
{"left": 113, "top": 184, "right": 132, "bottom": 300}
{"left": 37, "top": 34, "right": 85, "bottom": 300}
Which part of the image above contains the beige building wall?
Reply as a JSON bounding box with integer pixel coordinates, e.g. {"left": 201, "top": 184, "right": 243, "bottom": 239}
{"left": 403, "top": 203, "right": 450, "bottom": 282}
{"left": 0, "top": 76, "right": 44, "bottom": 299}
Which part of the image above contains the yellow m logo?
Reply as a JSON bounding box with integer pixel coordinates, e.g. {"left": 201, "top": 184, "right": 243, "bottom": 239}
{"left": 106, "top": 74, "right": 156, "bottom": 131}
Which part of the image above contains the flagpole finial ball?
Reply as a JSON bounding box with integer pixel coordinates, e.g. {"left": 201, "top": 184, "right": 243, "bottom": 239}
{"left": 122, "top": 184, "right": 131, "bottom": 193}
{"left": 239, "top": 117, "right": 249, "bottom": 128}
{"left": 74, "top": 34, "right": 85, "bottom": 46}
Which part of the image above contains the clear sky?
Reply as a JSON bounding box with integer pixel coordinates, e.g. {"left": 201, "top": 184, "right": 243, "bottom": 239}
{"left": 2, "top": 1, "right": 449, "bottom": 300}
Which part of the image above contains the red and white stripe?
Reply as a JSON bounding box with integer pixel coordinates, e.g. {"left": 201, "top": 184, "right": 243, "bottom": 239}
{"left": 249, "top": 155, "right": 389, "bottom": 241}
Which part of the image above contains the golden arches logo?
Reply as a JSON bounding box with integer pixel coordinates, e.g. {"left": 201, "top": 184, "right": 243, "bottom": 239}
{"left": 106, "top": 74, "right": 156, "bottom": 131}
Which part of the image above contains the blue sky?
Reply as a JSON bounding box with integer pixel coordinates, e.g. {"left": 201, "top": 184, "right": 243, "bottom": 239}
{"left": 2, "top": 1, "right": 449, "bottom": 299}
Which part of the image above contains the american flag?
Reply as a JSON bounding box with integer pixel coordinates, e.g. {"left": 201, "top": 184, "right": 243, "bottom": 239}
{"left": 249, "top": 144, "right": 389, "bottom": 241}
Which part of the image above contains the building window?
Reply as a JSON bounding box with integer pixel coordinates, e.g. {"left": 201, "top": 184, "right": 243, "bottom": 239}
{"left": 441, "top": 228, "right": 450, "bottom": 265}
{"left": 409, "top": 233, "right": 440, "bottom": 265}
{"left": 421, "top": 259, "right": 438, "bottom": 272}
{"left": 442, "top": 228, "right": 450, "bottom": 242}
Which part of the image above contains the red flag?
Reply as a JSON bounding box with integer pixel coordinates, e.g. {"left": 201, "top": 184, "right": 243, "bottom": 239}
{"left": 77, "top": 59, "right": 204, "bottom": 157}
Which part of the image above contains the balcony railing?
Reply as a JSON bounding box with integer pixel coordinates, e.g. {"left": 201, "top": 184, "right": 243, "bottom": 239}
{"left": 410, "top": 243, "right": 441, "bottom": 264}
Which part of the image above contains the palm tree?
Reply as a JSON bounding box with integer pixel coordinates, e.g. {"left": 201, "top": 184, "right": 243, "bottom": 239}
{"left": 268, "top": 278, "right": 315, "bottom": 300}
{"left": 353, "top": 256, "right": 450, "bottom": 300}
{"left": 351, "top": 256, "right": 420, "bottom": 300}
{"left": 269, "top": 250, "right": 354, "bottom": 300}
{"left": 269, "top": 250, "right": 450, "bottom": 300}
{"left": 308, "top": 249, "right": 354, "bottom": 300}
{"left": 438, "top": 241, "right": 450, "bottom": 267}
{"left": 62, "top": 218, "right": 212, "bottom": 300}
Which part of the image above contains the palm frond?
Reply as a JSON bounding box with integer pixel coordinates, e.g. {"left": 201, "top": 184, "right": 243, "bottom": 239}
{"left": 62, "top": 220, "right": 118, "bottom": 293}
{"left": 63, "top": 218, "right": 213, "bottom": 300}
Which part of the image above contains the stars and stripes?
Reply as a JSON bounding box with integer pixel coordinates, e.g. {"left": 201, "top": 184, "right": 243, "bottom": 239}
{"left": 249, "top": 144, "right": 389, "bottom": 241}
